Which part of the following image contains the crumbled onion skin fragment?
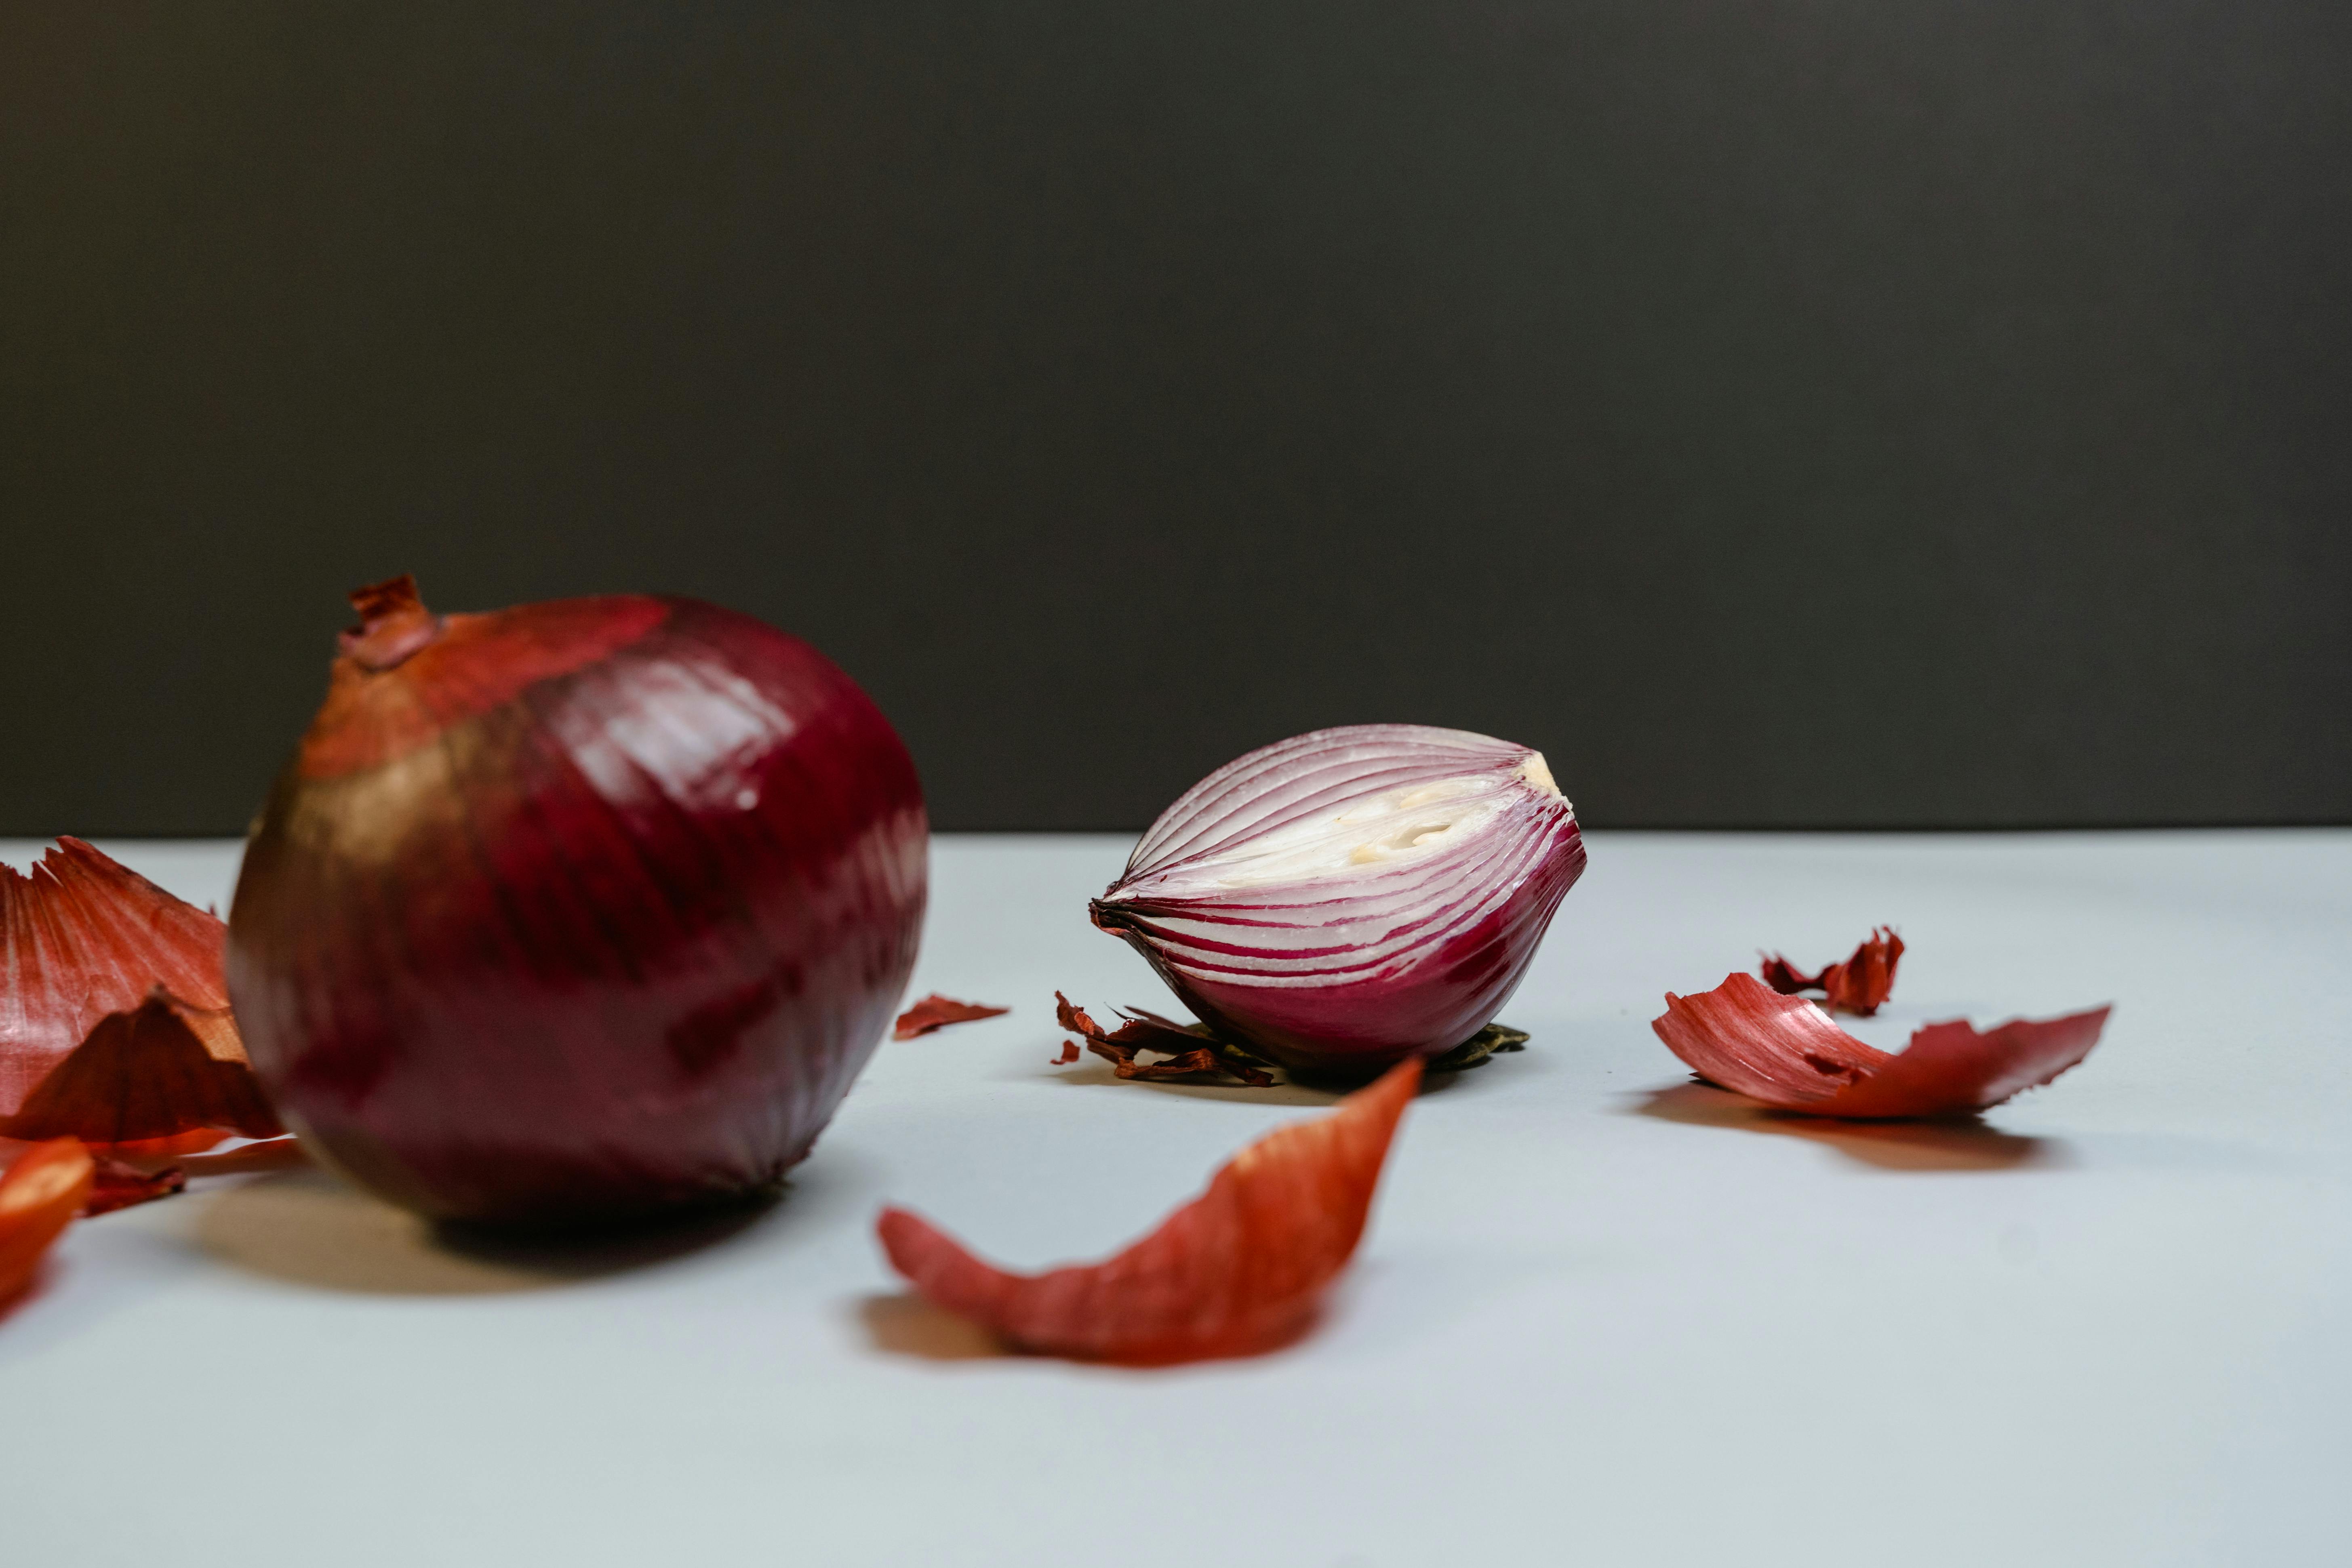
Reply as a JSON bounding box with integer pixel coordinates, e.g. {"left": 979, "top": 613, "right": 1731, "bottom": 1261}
{"left": 1653, "top": 972, "right": 2111, "bottom": 1120}
{"left": 1760, "top": 927, "right": 1905, "bottom": 1015}
{"left": 1091, "top": 725, "right": 1585, "bottom": 1076}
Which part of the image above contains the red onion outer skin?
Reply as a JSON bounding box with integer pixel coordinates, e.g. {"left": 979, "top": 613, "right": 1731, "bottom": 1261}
{"left": 1091, "top": 726, "right": 1586, "bottom": 1076}
{"left": 227, "top": 593, "right": 925, "bottom": 1227}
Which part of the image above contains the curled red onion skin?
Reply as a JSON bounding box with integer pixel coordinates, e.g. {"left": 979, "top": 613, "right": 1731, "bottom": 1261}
{"left": 1091, "top": 725, "right": 1586, "bottom": 1077}
{"left": 226, "top": 590, "right": 926, "bottom": 1228}
{"left": 0, "top": 838, "right": 237, "bottom": 1118}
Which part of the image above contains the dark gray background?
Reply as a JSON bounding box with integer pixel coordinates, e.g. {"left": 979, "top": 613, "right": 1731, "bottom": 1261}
{"left": 4, "top": 2, "right": 2346, "bottom": 833}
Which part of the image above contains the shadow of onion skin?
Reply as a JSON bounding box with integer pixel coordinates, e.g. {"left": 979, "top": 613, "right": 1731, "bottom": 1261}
{"left": 855, "top": 1290, "right": 1324, "bottom": 1367}
{"left": 858, "top": 1292, "right": 1011, "bottom": 1360}
{"left": 199, "top": 1166, "right": 775, "bottom": 1295}
{"left": 1632, "top": 1082, "right": 2065, "bottom": 1172}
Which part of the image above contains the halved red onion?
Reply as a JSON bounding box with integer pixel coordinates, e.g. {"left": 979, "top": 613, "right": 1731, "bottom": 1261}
{"left": 1090, "top": 725, "right": 1585, "bottom": 1075}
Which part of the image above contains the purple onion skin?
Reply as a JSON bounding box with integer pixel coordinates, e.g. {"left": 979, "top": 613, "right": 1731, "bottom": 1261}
{"left": 227, "top": 591, "right": 925, "bottom": 1228}
{"left": 1090, "top": 726, "right": 1586, "bottom": 1077}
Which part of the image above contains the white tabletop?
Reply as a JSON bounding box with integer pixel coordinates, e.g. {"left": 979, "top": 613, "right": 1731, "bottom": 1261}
{"left": 3, "top": 830, "right": 2346, "bottom": 1567}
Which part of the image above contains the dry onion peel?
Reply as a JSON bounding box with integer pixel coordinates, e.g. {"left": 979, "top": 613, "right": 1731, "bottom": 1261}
{"left": 1653, "top": 972, "right": 2111, "bottom": 1119}
{"left": 1760, "top": 926, "right": 1905, "bottom": 1015}
{"left": 1055, "top": 992, "right": 1277, "bottom": 1086}
{"left": 893, "top": 995, "right": 1011, "bottom": 1040}
{"left": 1091, "top": 725, "right": 1584, "bottom": 1076}
{"left": 1, "top": 990, "right": 281, "bottom": 1145}
{"left": 0, "top": 1138, "right": 94, "bottom": 1305}
{"left": 877, "top": 1056, "right": 1421, "bottom": 1363}
{"left": 0, "top": 840, "right": 279, "bottom": 1147}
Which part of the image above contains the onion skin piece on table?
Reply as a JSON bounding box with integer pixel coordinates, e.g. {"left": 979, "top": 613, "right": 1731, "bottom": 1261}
{"left": 1760, "top": 927, "right": 1905, "bottom": 1015}
{"left": 1653, "top": 972, "right": 2111, "bottom": 1119}
{"left": 892, "top": 995, "right": 1011, "bottom": 1040}
{"left": 84, "top": 1155, "right": 187, "bottom": 1216}
{"left": 1054, "top": 993, "right": 1275, "bottom": 1086}
{"left": 0, "top": 1139, "right": 95, "bottom": 1305}
{"left": 877, "top": 1057, "right": 1421, "bottom": 1363}
{"left": 1091, "top": 725, "right": 1584, "bottom": 1076}
{"left": 0, "top": 991, "right": 282, "bottom": 1145}
{"left": 0, "top": 840, "right": 280, "bottom": 1147}
{"left": 227, "top": 577, "right": 926, "bottom": 1228}
{"left": 0, "top": 842, "right": 275, "bottom": 1133}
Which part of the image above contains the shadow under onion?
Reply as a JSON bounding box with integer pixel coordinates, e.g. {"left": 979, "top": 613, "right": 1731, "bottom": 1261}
{"left": 199, "top": 1167, "right": 774, "bottom": 1294}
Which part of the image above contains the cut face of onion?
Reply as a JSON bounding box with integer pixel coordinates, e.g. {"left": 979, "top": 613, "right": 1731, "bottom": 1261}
{"left": 1091, "top": 725, "right": 1585, "bottom": 1075}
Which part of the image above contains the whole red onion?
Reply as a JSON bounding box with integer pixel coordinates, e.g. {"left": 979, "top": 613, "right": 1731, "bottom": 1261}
{"left": 1090, "top": 725, "right": 1584, "bottom": 1076}
{"left": 227, "top": 578, "right": 925, "bottom": 1227}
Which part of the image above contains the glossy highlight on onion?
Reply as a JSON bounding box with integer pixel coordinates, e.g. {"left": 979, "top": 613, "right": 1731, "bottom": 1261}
{"left": 226, "top": 577, "right": 926, "bottom": 1227}
{"left": 1090, "top": 725, "right": 1585, "bottom": 1075}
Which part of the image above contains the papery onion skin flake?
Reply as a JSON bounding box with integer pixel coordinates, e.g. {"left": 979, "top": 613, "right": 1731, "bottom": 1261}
{"left": 84, "top": 1155, "right": 187, "bottom": 1216}
{"left": 227, "top": 577, "right": 926, "bottom": 1228}
{"left": 0, "top": 1138, "right": 94, "bottom": 1304}
{"left": 878, "top": 1057, "right": 1420, "bottom": 1363}
{"left": 0, "top": 839, "right": 251, "bottom": 1123}
{"left": 1760, "top": 926, "right": 1905, "bottom": 1015}
{"left": 1091, "top": 725, "right": 1584, "bottom": 1075}
{"left": 1055, "top": 993, "right": 1275, "bottom": 1086}
{"left": 892, "top": 995, "right": 1011, "bottom": 1040}
{"left": 1653, "top": 971, "right": 2110, "bottom": 1120}
{"left": 0, "top": 990, "right": 281, "bottom": 1145}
